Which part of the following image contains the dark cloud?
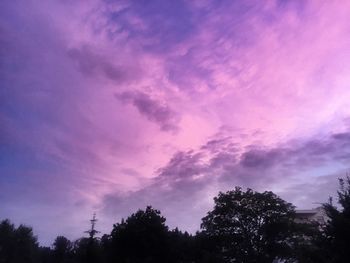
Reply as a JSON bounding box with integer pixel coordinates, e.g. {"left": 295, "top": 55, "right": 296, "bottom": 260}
{"left": 157, "top": 151, "right": 204, "bottom": 179}
{"left": 67, "top": 47, "right": 132, "bottom": 82}
{"left": 201, "top": 136, "right": 237, "bottom": 153}
{"left": 209, "top": 151, "right": 237, "bottom": 169}
{"left": 240, "top": 148, "right": 286, "bottom": 169}
{"left": 238, "top": 130, "right": 350, "bottom": 172}
{"left": 116, "top": 91, "right": 179, "bottom": 132}
{"left": 103, "top": 128, "right": 350, "bottom": 232}
{"left": 105, "top": 0, "right": 196, "bottom": 53}
{"left": 156, "top": 136, "right": 238, "bottom": 181}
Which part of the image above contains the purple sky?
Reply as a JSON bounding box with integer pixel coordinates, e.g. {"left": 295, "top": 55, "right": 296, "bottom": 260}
{"left": 1, "top": 0, "right": 350, "bottom": 245}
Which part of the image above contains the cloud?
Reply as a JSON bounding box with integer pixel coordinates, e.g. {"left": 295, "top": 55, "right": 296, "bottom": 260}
{"left": 67, "top": 46, "right": 134, "bottom": 82}
{"left": 102, "top": 127, "right": 350, "bottom": 232}
{"left": 157, "top": 151, "right": 204, "bottom": 179}
{"left": 103, "top": 0, "right": 196, "bottom": 53}
{"left": 240, "top": 148, "right": 285, "bottom": 169}
{"left": 116, "top": 91, "right": 179, "bottom": 132}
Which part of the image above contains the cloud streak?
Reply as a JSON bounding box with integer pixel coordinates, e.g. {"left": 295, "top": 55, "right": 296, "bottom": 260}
{"left": 116, "top": 91, "right": 179, "bottom": 132}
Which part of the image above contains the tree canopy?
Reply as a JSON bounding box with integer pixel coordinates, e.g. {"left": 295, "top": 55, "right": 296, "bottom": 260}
{"left": 52, "top": 236, "right": 73, "bottom": 263}
{"left": 109, "top": 206, "right": 170, "bottom": 263}
{"left": 201, "top": 187, "right": 297, "bottom": 263}
{"left": 322, "top": 176, "right": 350, "bottom": 263}
{"left": 0, "top": 220, "right": 39, "bottom": 263}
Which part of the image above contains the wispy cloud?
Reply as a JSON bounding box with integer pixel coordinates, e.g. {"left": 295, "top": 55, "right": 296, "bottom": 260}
{"left": 116, "top": 91, "right": 179, "bottom": 132}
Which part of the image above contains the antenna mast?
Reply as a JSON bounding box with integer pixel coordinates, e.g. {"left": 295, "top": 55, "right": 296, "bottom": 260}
{"left": 85, "top": 213, "right": 100, "bottom": 239}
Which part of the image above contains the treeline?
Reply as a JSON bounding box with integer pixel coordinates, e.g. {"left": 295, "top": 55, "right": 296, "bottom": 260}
{"left": 1, "top": 177, "right": 350, "bottom": 263}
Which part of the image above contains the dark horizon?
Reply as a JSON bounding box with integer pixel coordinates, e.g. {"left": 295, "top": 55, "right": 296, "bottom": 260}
{"left": 1, "top": 185, "right": 330, "bottom": 247}
{"left": 2, "top": 181, "right": 349, "bottom": 263}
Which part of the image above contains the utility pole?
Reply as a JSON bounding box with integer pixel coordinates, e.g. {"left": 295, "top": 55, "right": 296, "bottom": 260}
{"left": 85, "top": 213, "right": 100, "bottom": 239}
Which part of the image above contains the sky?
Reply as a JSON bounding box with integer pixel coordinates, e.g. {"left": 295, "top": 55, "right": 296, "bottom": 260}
{"left": 1, "top": 0, "right": 350, "bottom": 245}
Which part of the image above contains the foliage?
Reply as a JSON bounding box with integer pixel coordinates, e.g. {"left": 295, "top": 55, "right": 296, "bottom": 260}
{"left": 167, "top": 228, "right": 196, "bottom": 262}
{"left": 109, "top": 206, "right": 170, "bottom": 263}
{"left": 73, "top": 237, "right": 103, "bottom": 263}
{"left": 0, "top": 219, "right": 39, "bottom": 263}
{"left": 321, "top": 176, "right": 350, "bottom": 263}
{"left": 287, "top": 220, "right": 326, "bottom": 263}
{"left": 52, "top": 236, "right": 73, "bottom": 263}
{"left": 200, "top": 187, "right": 297, "bottom": 263}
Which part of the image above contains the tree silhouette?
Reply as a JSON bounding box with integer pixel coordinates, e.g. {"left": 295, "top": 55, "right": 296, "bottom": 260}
{"left": 38, "top": 246, "right": 52, "bottom": 263}
{"left": 52, "top": 236, "right": 73, "bottom": 263}
{"left": 200, "top": 187, "right": 297, "bottom": 263}
{"left": 0, "top": 219, "right": 16, "bottom": 263}
{"left": 109, "top": 206, "right": 170, "bottom": 263}
{"left": 73, "top": 214, "right": 102, "bottom": 263}
{"left": 322, "top": 176, "right": 350, "bottom": 263}
{"left": 72, "top": 237, "right": 102, "bottom": 263}
{"left": 167, "top": 228, "right": 196, "bottom": 263}
{"left": 288, "top": 219, "right": 325, "bottom": 263}
{"left": 0, "top": 219, "right": 39, "bottom": 263}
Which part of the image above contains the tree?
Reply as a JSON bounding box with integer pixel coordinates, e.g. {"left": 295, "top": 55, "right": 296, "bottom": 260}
{"left": 0, "top": 219, "right": 16, "bottom": 263}
{"left": 73, "top": 237, "right": 102, "bottom": 263}
{"left": 73, "top": 214, "right": 102, "bottom": 263}
{"left": 322, "top": 176, "right": 350, "bottom": 263}
{"left": 167, "top": 228, "right": 196, "bottom": 263}
{"left": 109, "top": 206, "right": 170, "bottom": 263}
{"left": 287, "top": 220, "right": 325, "bottom": 263}
{"left": 0, "top": 219, "right": 40, "bottom": 263}
{"left": 52, "top": 236, "right": 73, "bottom": 263}
{"left": 200, "top": 187, "right": 297, "bottom": 263}
{"left": 38, "top": 246, "right": 52, "bottom": 263}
